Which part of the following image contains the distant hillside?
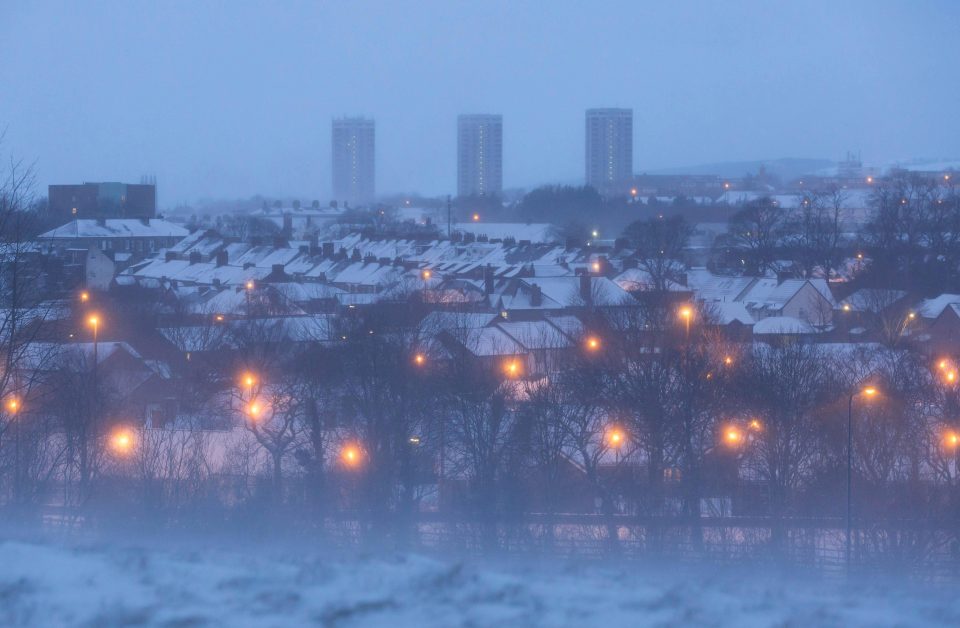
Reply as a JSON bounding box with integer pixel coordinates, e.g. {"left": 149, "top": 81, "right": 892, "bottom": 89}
{"left": 648, "top": 158, "right": 835, "bottom": 181}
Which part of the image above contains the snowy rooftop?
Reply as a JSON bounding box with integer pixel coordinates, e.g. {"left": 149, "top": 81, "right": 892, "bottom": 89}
{"left": 452, "top": 222, "right": 557, "bottom": 243}
{"left": 39, "top": 219, "right": 190, "bottom": 239}
{"left": 917, "top": 293, "right": 960, "bottom": 319}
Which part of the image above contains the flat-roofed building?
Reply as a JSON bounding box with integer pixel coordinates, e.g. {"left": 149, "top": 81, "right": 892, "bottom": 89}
{"left": 48, "top": 182, "right": 157, "bottom": 222}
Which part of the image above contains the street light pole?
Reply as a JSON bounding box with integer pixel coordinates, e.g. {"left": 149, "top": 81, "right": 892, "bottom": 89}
{"left": 846, "top": 386, "right": 877, "bottom": 569}
{"left": 846, "top": 393, "right": 854, "bottom": 568}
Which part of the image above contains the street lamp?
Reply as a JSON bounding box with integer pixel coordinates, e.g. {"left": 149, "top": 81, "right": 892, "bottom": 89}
{"left": 110, "top": 427, "right": 135, "bottom": 456}
{"left": 607, "top": 426, "right": 625, "bottom": 463}
{"left": 413, "top": 353, "right": 426, "bottom": 366}
{"left": 80, "top": 291, "right": 89, "bottom": 303}
{"left": 585, "top": 336, "right": 601, "bottom": 352}
{"left": 503, "top": 359, "right": 521, "bottom": 379}
{"left": 724, "top": 425, "right": 744, "bottom": 447}
{"left": 341, "top": 443, "right": 362, "bottom": 468}
{"left": 678, "top": 305, "right": 694, "bottom": 337}
{"left": 87, "top": 314, "right": 101, "bottom": 382}
{"left": 846, "top": 385, "right": 879, "bottom": 568}
{"left": 240, "top": 372, "right": 258, "bottom": 391}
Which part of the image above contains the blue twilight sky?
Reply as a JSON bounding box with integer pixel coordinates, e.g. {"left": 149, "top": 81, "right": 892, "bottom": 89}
{"left": 1, "top": 1, "right": 958, "bottom": 206}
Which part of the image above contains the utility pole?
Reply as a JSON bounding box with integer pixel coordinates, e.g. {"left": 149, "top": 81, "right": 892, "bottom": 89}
{"left": 446, "top": 194, "right": 452, "bottom": 238}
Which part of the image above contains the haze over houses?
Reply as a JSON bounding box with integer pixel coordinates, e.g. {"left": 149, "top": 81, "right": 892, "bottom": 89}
{"left": 4, "top": 162, "right": 958, "bottom": 531}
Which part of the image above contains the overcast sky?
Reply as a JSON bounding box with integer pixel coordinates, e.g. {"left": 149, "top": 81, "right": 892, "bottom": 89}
{"left": 2, "top": 1, "right": 958, "bottom": 206}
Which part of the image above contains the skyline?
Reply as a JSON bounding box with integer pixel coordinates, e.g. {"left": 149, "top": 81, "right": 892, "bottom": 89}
{"left": 2, "top": 1, "right": 959, "bottom": 205}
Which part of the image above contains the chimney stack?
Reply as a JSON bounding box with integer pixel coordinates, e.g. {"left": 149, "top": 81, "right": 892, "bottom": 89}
{"left": 530, "top": 283, "right": 542, "bottom": 307}
{"left": 579, "top": 274, "right": 592, "bottom": 304}
{"left": 215, "top": 250, "right": 228, "bottom": 267}
{"left": 483, "top": 264, "right": 494, "bottom": 296}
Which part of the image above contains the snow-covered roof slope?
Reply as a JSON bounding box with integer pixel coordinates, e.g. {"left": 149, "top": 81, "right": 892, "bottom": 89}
{"left": 917, "top": 294, "right": 960, "bottom": 319}
{"left": 39, "top": 219, "right": 189, "bottom": 239}
{"left": 497, "top": 321, "right": 573, "bottom": 350}
{"left": 452, "top": 223, "right": 556, "bottom": 243}
{"left": 753, "top": 316, "right": 815, "bottom": 335}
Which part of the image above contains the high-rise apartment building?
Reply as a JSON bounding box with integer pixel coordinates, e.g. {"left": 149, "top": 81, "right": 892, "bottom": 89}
{"left": 585, "top": 108, "right": 633, "bottom": 195}
{"left": 457, "top": 114, "right": 503, "bottom": 197}
{"left": 332, "top": 117, "right": 375, "bottom": 206}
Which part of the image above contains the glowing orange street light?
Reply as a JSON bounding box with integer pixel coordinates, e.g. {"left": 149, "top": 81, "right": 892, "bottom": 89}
{"left": 724, "top": 426, "right": 743, "bottom": 446}
{"left": 110, "top": 427, "right": 135, "bottom": 455}
{"left": 472, "top": 213, "right": 480, "bottom": 222}
{"left": 414, "top": 353, "right": 426, "bottom": 366}
{"left": 862, "top": 386, "right": 878, "bottom": 397}
{"left": 241, "top": 372, "right": 257, "bottom": 389}
{"left": 6, "top": 398, "right": 19, "bottom": 414}
{"left": 504, "top": 359, "right": 522, "bottom": 379}
{"left": 607, "top": 428, "right": 625, "bottom": 448}
{"left": 591, "top": 261, "right": 601, "bottom": 272}
{"left": 724, "top": 355, "right": 733, "bottom": 366}
{"left": 748, "top": 418, "right": 762, "bottom": 431}
{"left": 842, "top": 303, "right": 852, "bottom": 312}
{"left": 866, "top": 176, "right": 874, "bottom": 184}
{"left": 80, "top": 291, "right": 89, "bottom": 303}
{"left": 247, "top": 401, "right": 263, "bottom": 420}
{"left": 245, "top": 280, "right": 255, "bottom": 291}
{"left": 87, "top": 315, "right": 99, "bottom": 329}
{"left": 630, "top": 187, "right": 638, "bottom": 197}
{"left": 421, "top": 269, "right": 432, "bottom": 280}
{"left": 944, "top": 430, "right": 960, "bottom": 449}
{"left": 948, "top": 371, "right": 958, "bottom": 384}
{"left": 678, "top": 305, "right": 694, "bottom": 336}
{"left": 341, "top": 444, "right": 362, "bottom": 468}
{"left": 215, "top": 314, "right": 225, "bottom": 322}
{"left": 586, "top": 336, "right": 601, "bottom": 352}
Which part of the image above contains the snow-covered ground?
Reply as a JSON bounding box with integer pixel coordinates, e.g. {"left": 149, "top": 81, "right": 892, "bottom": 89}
{"left": 1, "top": 537, "right": 958, "bottom": 627}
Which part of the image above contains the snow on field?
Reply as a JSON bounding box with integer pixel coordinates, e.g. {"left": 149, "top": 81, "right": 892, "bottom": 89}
{"left": 0, "top": 537, "right": 959, "bottom": 627}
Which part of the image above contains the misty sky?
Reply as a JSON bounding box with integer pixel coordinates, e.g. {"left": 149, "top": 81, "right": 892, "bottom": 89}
{"left": 2, "top": 1, "right": 958, "bottom": 206}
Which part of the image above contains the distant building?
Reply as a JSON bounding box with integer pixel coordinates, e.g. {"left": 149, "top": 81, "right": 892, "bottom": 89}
{"left": 457, "top": 114, "right": 503, "bottom": 197}
{"left": 332, "top": 117, "right": 375, "bottom": 206}
{"left": 48, "top": 182, "right": 157, "bottom": 223}
{"left": 37, "top": 219, "right": 189, "bottom": 262}
{"left": 585, "top": 108, "right": 633, "bottom": 195}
